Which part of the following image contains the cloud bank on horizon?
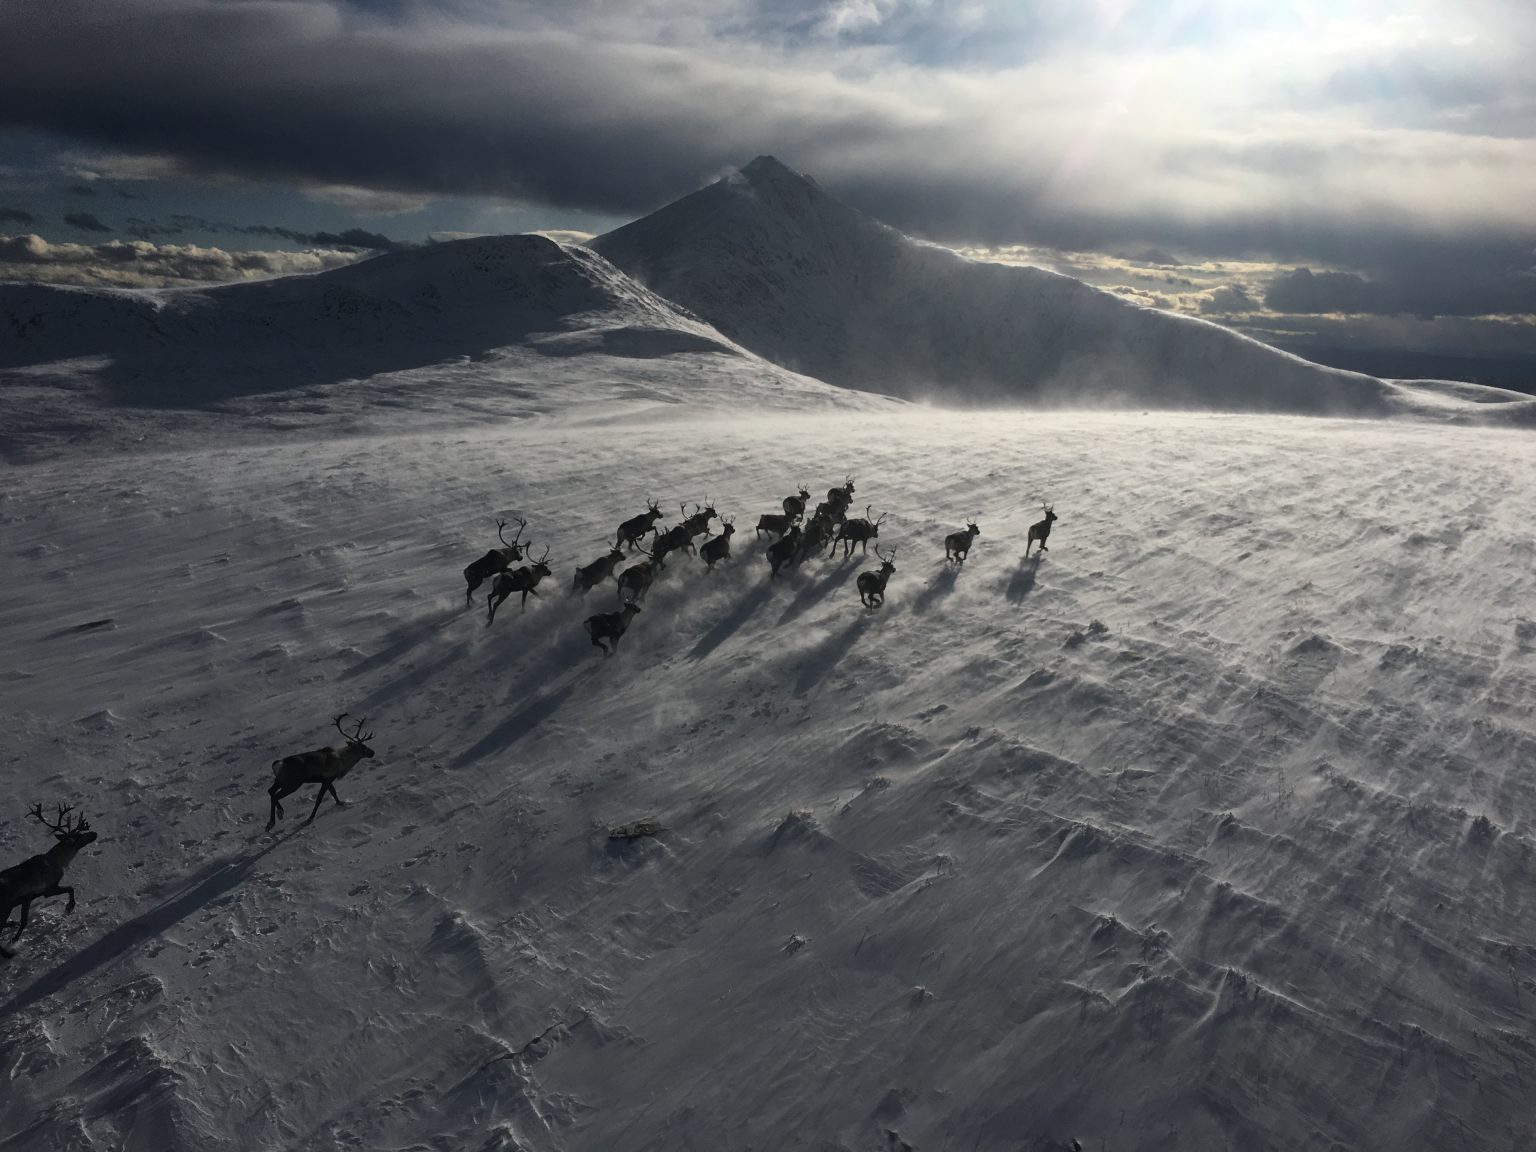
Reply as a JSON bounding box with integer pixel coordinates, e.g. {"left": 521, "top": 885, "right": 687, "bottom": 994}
{"left": 0, "top": 0, "right": 1532, "bottom": 374}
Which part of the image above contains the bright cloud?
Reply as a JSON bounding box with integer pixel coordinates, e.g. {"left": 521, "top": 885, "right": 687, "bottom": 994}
{"left": 0, "top": 233, "right": 367, "bottom": 287}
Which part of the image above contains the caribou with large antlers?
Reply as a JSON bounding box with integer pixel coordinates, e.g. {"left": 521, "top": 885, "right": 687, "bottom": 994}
{"left": 487, "top": 546, "right": 552, "bottom": 623}
{"left": 266, "top": 714, "right": 376, "bottom": 831}
{"left": 463, "top": 517, "right": 527, "bottom": 604}
{"left": 1025, "top": 504, "right": 1058, "bottom": 559}
{"left": 616, "top": 499, "right": 664, "bottom": 551}
{"left": 584, "top": 601, "right": 642, "bottom": 656}
{"left": 681, "top": 501, "right": 718, "bottom": 539}
{"left": 945, "top": 520, "right": 981, "bottom": 563}
{"left": 0, "top": 804, "right": 98, "bottom": 959}
{"left": 832, "top": 505, "right": 886, "bottom": 558}
{"left": 857, "top": 546, "right": 898, "bottom": 609}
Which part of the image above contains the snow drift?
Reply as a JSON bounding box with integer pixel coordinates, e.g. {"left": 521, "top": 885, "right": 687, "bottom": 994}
{"left": 3, "top": 403, "right": 1536, "bottom": 1150}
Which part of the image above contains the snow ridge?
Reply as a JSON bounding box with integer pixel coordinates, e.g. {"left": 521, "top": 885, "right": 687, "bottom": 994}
{"left": 593, "top": 157, "right": 1536, "bottom": 423}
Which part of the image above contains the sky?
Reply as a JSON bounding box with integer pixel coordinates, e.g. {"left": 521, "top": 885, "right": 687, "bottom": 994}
{"left": 2, "top": 0, "right": 1534, "bottom": 385}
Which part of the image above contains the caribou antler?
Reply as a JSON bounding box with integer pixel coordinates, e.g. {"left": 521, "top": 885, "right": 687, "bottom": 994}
{"left": 497, "top": 517, "right": 527, "bottom": 549}
{"left": 334, "top": 713, "right": 372, "bottom": 745}
{"left": 28, "top": 802, "right": 78, "bottom": 835}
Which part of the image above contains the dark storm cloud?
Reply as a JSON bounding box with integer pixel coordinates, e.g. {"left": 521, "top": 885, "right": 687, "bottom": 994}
{"left": 1, "top": 0, "right": 1533, "bottom": 323}
{"left": 237, "top": 225, "right": 403, "bottom": 251}
{"left": 0, "top": 206, "right": 36, "bottom": 225}
{"left": 67, "top": 182, "right": 96, "bottom": 196}
{"left": 64, "top": 211, "right": 112, "bottom": 232}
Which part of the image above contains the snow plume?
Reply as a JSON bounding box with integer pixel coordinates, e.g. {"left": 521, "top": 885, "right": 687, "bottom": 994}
{"left": 0, "top": 233, "right": 367, "bottom": 287}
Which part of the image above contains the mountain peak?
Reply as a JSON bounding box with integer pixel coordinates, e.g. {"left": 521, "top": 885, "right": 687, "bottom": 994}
{"left": 735, "top": 155, "right": 817, "bottom": 192}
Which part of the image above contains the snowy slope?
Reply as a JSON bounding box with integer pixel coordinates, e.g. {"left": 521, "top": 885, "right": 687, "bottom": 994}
{"left": 593, "top": 157, "right": 1536, "bottom": 424}
{"left": 4, "top": 401, "right": 1536, "bottom": 1151}
{"left": 0, "top": 234, "right": 895, "bottom": 463}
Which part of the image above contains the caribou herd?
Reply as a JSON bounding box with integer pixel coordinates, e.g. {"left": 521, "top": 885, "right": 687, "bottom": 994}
{"left": 459, "top": 477, "right": 1060, "bottom": 661}
{"left": 1, "top": 483, "right": 1059, "bottom": 960}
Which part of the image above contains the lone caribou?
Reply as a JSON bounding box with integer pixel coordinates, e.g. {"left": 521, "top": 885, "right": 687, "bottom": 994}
{"left": 267, "top": 714, "right": 376, "bottom": 831}
{"left": 0, "top": 804, "right": 97, "bottom": 959}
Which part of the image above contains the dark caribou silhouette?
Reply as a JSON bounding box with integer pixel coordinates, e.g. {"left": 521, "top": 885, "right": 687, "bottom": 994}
{"left": 463, "top": 517, "right": 527, "bottom": 604}
{"left": 681, "top": 501, "right": 718, "bottom": 539}
{"left": 767, "top": 525, "right": 802, "bottom": 578}
{"left": 857, "top": 546, "right": 897, "bottom": 609}
{"left": 701, "top": 520, "right": 736, "bottom": 570}
{"left": 1025, "top": 504, "right": 1058, "bottom": 559}
{"left": 574, "top": 547, "right": 627, "bottom": 594}
{"left": 0, "top": 804, "right": 98, "bottom": 959}
{"left": 616, "top": 548, "right": 658, "bottom": 602}
{"left": 756, "top": 511, "right": 798, "bottom": 540}
{"left": 585, "top": 602, "right": 642, "bottom": 656}
{"left": 832, "top": 505, "right": 886, "bottom": 557}
{"left": 487, "top": 546, "right": 552, "bottom": 623}
{"left": 266, "top": 714, "right": 376, "bottom": 831}
{"left": 945, "top": 520, "right": 981, "bottom": 562}
{"left": 616, "top": 499, "right": 664, "bottom": 551}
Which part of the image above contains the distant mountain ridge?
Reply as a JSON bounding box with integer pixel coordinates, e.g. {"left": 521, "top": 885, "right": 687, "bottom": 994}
{"left": 592, "top": 156, "right": 1528, "bottom": 420}
{"left": 0, "top": 234, "right": 736, "bottom": 390}
{"left": 0, "top": 232, "right": 895, "bottom": 461}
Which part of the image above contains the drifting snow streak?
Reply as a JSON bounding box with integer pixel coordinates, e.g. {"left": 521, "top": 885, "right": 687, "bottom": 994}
{"left": 2, "top": 408, "right": 1536, "bottom": 1150}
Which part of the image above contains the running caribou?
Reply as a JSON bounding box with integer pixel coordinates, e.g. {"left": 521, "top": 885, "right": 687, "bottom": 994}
{"left": 767, "top": 525, "right": 802, "bottom": 578}
{"left": 616, "top": 499, "right": 664, "bottom": 551}
{"left": 574, "top": 547, "right": 628, "bottom": 594}
{"left": 651, "top": 522, "right": 696, "bottom": 568}
{"left": 487, "top": 546, "right": 552, "bottom": 623}
{"left": 1025, "top": 504, "right": 1058, "bottom": 559}
{"left": 700, "top": 520, "right": 736, "bottom": 570}
{"left": 0, "top": 804, "right": 98, "bottom": 959}
{"left": 585, "top": 602, "right": 642, "bottom": 656}
{"left": 832, "top": 505, "right": 886, "bottom": 557}
{"left": 857, "top": 546, "right": 898, "bottom": 609}
{"left": 681, "top": 501, "right": 719, "bottom": 539}
{"left": 616, "top": 548, "right": 658, "bottom": 602}
{"left": 266, "top": 714, "right": 376, "bottom": 831}
{"left": 945, "top": 520, "right": 981, "bottom": 563}
{"left": 826, "top": 476, "right": 856, "bottom": 512}
{"left": 782, "top": 486, "right": 811, "bottom": 520}
{"left": 756, "top": 511, "right": 798, "bottom": 540}
{"left": 463, "top": 517, "right": 527, "bottom": 604}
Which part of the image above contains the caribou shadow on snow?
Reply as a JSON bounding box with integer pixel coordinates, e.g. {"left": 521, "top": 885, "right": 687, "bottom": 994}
{"left": 451, "top": 680, "right": 582, "bottom": 769}
{"left": 775, "top": 562, "right": 863, "bottom": 628}
{"left": 0, "top": 845, "right": 276, "bottom": 1018}
{"left": 794, "top": 617, "right": 872, "bottom": 696}
{"left": 689, "top": 583, "right": 776, "bottom": 661}
{"left": 911, "top": 565, "right": 959, "bottom": 615}
{"left": 1005, "top": 555, "right": 1041, "bottom": 603}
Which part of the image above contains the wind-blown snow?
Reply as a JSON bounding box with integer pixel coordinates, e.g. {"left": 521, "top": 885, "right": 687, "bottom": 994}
{"left": 593, "top": 157, "right": 1536, "bottom": 424}
{"left": 4, "top": 399, "right": 1535, "bottom": 1150}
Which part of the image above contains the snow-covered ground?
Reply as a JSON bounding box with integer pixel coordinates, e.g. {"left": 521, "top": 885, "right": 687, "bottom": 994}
{"left": 4, "top": 401, "right": 1535, "bottom": 1150}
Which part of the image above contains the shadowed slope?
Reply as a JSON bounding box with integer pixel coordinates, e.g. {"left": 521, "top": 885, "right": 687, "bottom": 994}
{"left": 594, "top": 157, "right": 1533, "bottom": 422}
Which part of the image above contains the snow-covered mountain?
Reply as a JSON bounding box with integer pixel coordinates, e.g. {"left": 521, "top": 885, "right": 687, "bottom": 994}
{"left": 593, "top": 157, "right": 1536, "bottom": 423}
{"left": 0, "top": 234, "right": 894, "bottom": 462}
{"left": 3, "top": 403, "right": 1535, "bottom": 1150}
